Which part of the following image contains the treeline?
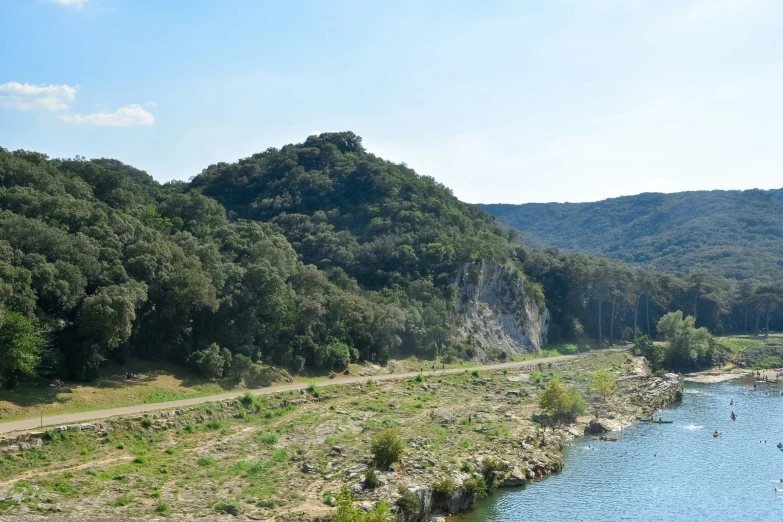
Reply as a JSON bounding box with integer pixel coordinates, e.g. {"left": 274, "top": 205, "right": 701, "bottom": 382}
{"left": 0, "top": 134, "right": 531, "bottom": 386}
{"left": 521, "top": 247, "right": 783, "bottom": 350}
{"left": 481, "top": 188, "right": 783, "bottom": 282}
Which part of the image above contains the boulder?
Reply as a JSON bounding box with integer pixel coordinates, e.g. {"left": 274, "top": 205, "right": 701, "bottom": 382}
{"left": 585, "top": 418, "right": 622, "bottom": 434}
{"left": 499, "top": 467, "right": 526, "bottom": 487}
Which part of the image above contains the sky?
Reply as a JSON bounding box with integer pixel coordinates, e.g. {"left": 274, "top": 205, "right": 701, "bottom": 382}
{"left": 1, "top": 0, "right": 782, "bottom": 204}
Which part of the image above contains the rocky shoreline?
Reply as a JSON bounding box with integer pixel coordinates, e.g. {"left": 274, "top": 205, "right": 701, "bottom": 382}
{"left": 375, "top": 368, "right": 685, "bottom": 521}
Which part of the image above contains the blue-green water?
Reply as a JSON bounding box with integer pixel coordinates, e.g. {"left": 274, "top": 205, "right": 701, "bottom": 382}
{"left": 455, "top": 379, "right": 783, "bottom": 521}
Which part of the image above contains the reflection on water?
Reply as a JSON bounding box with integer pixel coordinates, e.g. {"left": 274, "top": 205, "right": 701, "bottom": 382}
{"left": 453, "top": 379, "right": 783, "bottom": 521}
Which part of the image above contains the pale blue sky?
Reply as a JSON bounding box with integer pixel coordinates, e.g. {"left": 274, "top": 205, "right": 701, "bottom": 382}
{"left": 1, "top": 0, "right": 782, "bottom": 203}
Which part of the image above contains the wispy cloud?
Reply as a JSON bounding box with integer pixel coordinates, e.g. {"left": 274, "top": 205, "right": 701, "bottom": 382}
{"left": 0, "top": 81, "right": 76, "bottom": 111}
{"left": 60, "top": 104, "right": 155, "bottom": 126}
{"left": 50, "top": 0, "right": 88, "bottom": 9}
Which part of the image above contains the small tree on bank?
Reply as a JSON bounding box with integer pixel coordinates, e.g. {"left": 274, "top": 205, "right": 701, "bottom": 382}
{"left": 370, "top": 429, "right": 404, "bottom": 467}
{"left": 538, "top": 378, "right": 586, "bottom": 426}
{"left": 589, "top": 369, "right": 616, "bottom": 417}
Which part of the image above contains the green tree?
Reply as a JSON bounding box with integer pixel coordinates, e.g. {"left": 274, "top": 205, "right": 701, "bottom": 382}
{"left": 189, "top": 343, "right": 228, "bottom": 379}
{"left": 538, "top": 378, "right": 575, "bottom": 422}
{"left": 333, "top": 486, "right": 389, "bottom": 522}
{"left": 370, "top": 429, "right": 404, "bottom": 467}
{"left": 0, "top": 309, "right": 42, "bottom": 388}
{"left": 657, "top": 311, "right": 714, "bottom": 371}
{"left": 589, "top": 369, "right": 616, "bottom": 416}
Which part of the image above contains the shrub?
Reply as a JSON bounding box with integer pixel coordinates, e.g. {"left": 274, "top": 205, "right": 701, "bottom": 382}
{"left": 314, "top": 340, "right": 351, "bottom": 370}
{"left": 653, "top": 369, "right": 667, "bottom": 378}
{"left": 240, "top": 391, "right": 257, "bottom": 409}
{"left": 112, "top": 493, "right": 132, "bottom": 507}
{"left": 164, "top": 447, "right": 175, "bottom": 455}
{"left": 132, "top": 456, "right": 148, "bottom": 465}
{"left": 460, "top": 461, "right": 472, "bottom": 473}
{"left": 481, "top": 457, "right": 506, "bottom": 491}
{"left": 414, "top": 373, "right": 425, "bottom": 383}
{"left": 205, "top": 419, "right": 222, "bottom": 430}
{"left": 333, "top": 486, "right": 389, "bottom": 522}
{"left": 463, "top": 477, "right": 488, "bottom": 499}
{"left": 471, "top": 370, "right": 480, "bottom": 378}
{"left": 569, "top": 388, "right": 587, "bottom": 416}
{"left": 307, "top": 383, "right": 321, "bottom": 398}
{"left": 364, "top": 468, "right": 379, "bottom": 489}
{"left": 156, "top": 501, "right": 171, "bottom": 515}
{"left": 395, "top": 485, "right": 420, "bottom": 516}
{"left": 197, "top": 456, "right": 215, "bottom": 466}
{"left": 366, "top": 379, "right": 377, "bottom": 389}
{"left": 230, "top": 354, "right": 253, "bottom": 381}
{"left": 371, "top": 429, "right": 404, "bottom": 466}
{"left": 140, "top": 417, "right": 152, "bottom": 428}
{"left": 432, "top": 476, "right": 457, "bottom": 502}
{"left": 529, "top": 372, "right": 544, "bottom": 384}
{"left": 189, "top": 343, "right": 230, "bottom": 379}
{"left": 257, "top": 431, "right": 279, "bottom": 445}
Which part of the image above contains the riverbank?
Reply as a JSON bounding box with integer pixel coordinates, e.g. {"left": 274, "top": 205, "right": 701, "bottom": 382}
{"left": 453, "top": 377, "right": 783, "bottom": 521}
{"left": 0, "top": 351, "right": 681, "bottom": 521}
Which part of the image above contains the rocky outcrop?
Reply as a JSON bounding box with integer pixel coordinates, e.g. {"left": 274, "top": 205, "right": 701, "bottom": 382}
{"left": 454, "top": 261, "right": 549, "bottom": 359}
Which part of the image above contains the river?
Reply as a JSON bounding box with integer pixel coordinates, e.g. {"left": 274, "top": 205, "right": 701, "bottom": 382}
{"left": 453, "top": 378, "right": 783, "bottom": 521}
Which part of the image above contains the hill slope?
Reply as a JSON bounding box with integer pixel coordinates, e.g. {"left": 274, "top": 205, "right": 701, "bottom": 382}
{"left": 481, "top": 189, "right": 783, "bottom": 281}
{"left": 0, "top": 135, "right": 546, "bottom": 384}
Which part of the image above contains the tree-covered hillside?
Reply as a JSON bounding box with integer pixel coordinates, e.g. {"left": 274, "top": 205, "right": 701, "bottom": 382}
{"left": 0, "top": 135, "right": 532, "bottom": 385}
{"left": 481, "top": 189, "right": 783, "bottom": 281}
{"left": 190, "top": 132, "right": 530, "bottom": 357}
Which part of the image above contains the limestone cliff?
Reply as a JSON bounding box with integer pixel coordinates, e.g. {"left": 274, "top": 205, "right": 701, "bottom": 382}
{"left": 454, "top": 261, "right": 549, "bottom": 359}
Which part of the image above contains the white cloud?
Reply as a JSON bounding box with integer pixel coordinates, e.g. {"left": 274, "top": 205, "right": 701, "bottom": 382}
{"left": 60, "top": 104, "right": 155, "bottom": 126}
{"left": 50, "top": 0, "right": 88, "bottom": 9}
{"left": 0, "top": 81, "right": 76, "bottom": 111}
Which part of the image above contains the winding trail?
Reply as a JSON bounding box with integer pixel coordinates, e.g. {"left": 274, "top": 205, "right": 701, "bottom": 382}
{"left": 0, "top": 350, "right": 620, "bottom": 435}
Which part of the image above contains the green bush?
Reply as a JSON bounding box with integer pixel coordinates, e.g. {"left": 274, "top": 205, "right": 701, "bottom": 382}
{"left": 205, "top": 419, "right": 222, "bottom": 430}
{"left": 414, "top": 373, "right": 425, "bottom": 383}
{"left": 481, "top": 457, "right": 505, "bottom": 491}
{"left": 471, "top": 370, "right": 480, "bottom": 378}
{"left": 370, "top": 429, "right": 404, "bottom": 467}
{"left": 395, "top": 485, "right": 420, "bottom": 516}
{"left": 364, "top": 467, "right": 379, "bottom": 489}
{"left": 462, "top": 477, "right": 488, "bottom": 499}
{"left": 156, "top": 501, "right": 171, "bottom": 515}
{"left": 132, "top": 456, "right": 148, "bottom": 465}
{"left": 653, "top": 369, "right": 667, "bottom": 378}
{"left": 140, "top": 417, "right": 152, "bottom": 428}
{"left": 230, "top": 354, "right": 253, "bottom": 381}
{"left": 529, "top": 372, "right": 544, "bottom": 384}
{"left": 189, "top": 343, "right": 231, "bottom": 379}
{"left": 307, "top": 383, "right": 321, "bottom": 398}
{"left": 432, "top": 476, "right": 457, "bottom": 501}
{"left": 257, "top": 431, "right": 279, "bottom": 445}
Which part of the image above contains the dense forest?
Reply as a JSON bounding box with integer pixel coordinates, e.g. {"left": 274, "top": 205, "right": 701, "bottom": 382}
{"left": 481, "top": 189, "right": 783, "bottom": 281}
{"left": 2, "top": 132, "right": 782, "bottom": 387}
{"left": 0, "top": 134, "right": 533, "bottom": 386}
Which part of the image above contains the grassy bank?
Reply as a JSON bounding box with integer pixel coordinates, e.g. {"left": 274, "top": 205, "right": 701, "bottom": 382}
{"left": 0, "top": 351, "right": 642, "bottom": 520}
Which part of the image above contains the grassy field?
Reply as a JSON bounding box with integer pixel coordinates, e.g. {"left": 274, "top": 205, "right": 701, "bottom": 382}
{"left": 0, "top": 343, "right": 603, "bottom": 425}
{"left": 0, "top": 360, "right": 249, "bottom": 423}
{"left": 0, "top": 351, "right": 634, "bottom": 520}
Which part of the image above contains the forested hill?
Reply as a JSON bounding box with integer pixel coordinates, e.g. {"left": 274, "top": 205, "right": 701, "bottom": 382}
{"left": 0, "top": 134, "right": 542, "bottom": 384}
{"left": 480, "top": 188, "right": 783, "bottom": 281}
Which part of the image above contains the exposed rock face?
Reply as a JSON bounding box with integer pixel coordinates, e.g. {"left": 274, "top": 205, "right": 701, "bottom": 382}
{"left": 454, "top": 261, "right": 549, "bottom": 359}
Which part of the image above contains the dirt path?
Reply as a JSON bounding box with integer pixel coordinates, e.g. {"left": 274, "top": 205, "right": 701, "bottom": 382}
{"left": 0, "top": 350, "right": 621, "bottom": 435}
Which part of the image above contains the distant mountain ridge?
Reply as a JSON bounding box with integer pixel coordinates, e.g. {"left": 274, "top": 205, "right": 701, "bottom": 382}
{"left": 480, "top": 188, "right": 783, "bottom": 281}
